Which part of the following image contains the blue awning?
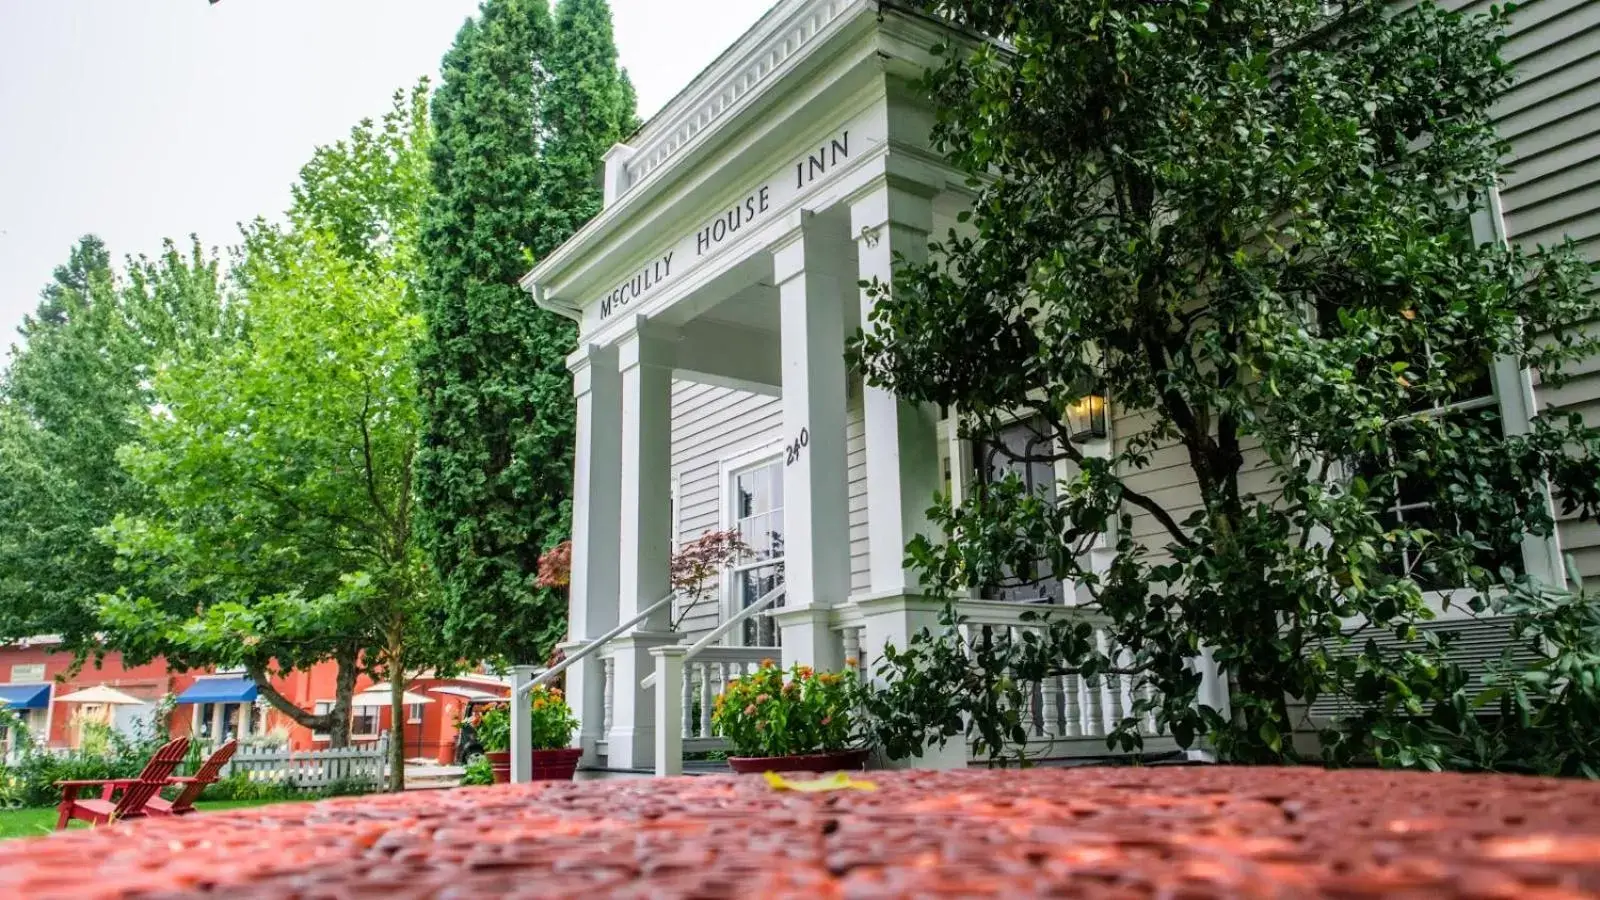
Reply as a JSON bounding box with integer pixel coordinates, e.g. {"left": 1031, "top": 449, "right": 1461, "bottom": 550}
{"left": 0, "top": 683, "right": 51, "bottom": 711}
{"left": 175, "top": 677, "right": 258, "bottom": 704}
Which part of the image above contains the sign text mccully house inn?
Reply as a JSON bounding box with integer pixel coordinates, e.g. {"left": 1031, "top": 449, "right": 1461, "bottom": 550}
{"left": 597, "top": 127, "right": 858, "bottom": 321}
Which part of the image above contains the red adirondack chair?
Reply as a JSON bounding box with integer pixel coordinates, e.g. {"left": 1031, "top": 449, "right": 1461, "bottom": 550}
{"left": 55, "top": 737, "right": 190, "bottom": 830}
{"left": 147, "top": 739, "right": 238, "bottom": 817}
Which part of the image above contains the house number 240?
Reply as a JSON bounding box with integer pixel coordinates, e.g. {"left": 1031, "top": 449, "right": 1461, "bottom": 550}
{"left": 784, "top": 428, "right": 810, "bottom": 466}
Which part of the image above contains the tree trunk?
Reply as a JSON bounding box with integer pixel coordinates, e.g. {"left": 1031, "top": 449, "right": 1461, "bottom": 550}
{"left": 388, "top": 655, "right": 406, "bottom": 792}
{"left": 244, "top": 647, "right": 359, "bottom": 748}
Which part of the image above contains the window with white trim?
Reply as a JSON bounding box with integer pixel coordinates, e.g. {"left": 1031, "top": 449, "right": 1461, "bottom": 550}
{"left": 408, "top": 703, "right": 424, "bottom": 725}
{"left": 974, "top": 415, "right": 1067, "bottom": 604}
{"left": 728, "top": 457, "right": 785, "bottom": 647}
{"left": 351, "top": 706, "right": 380, "bottom": 740}
{"left": 10, "top": 664, "right": 44, "bottom": 683}
{"left": 1353, "top": 363, "right": 1522, "bottom": 590}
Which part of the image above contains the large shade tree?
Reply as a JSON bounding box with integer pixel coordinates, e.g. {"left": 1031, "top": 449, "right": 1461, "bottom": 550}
{"left": 854, "top": 0, "right": 1600, "bottom": 769}
{"left": 416, "top": 0, "right": 635, "bottom": 665}
{"left": 99, "top": 86, "right": 452, "bottom": 788}
{"left": 0, "top": 236, "right": 229, "bottom": 654}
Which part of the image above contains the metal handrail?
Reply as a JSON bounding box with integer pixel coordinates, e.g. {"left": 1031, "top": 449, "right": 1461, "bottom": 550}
{"left": 640, "top": 583, "right": 786, "bottom": 690}
{"left": 520, "top": 591, "right": 677, "bottom": 695}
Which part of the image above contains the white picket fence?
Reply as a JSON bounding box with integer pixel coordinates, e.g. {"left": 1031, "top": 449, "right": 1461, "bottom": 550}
{"left": 221, "top": 734, "right": 389, "bottom": 790}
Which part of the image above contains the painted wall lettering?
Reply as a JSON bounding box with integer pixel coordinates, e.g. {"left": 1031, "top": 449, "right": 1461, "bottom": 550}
{"left": 593, "top": 125, "right": 860, "bottom": 322}
{"left": 696, "top": 186, "right": 771, "bottom": 257}
{"left": 784, "top": 427, "right": 810, "bottom": 467}
{"left": 600, "top": 252, "right": 674, "bottom": 319}
{"left": 795, "top": 132, "right": 849, "bottom": 189}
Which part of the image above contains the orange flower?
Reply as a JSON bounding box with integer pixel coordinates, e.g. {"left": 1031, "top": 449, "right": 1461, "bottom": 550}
{"left": 759, "top": 658, "right": 777, "bottom": 669}
{"left": 845, "top": 657, "right": 859, "bottom": 668}
{"left": 797, "top": 665, "right": 814, "bottom": 679}
{"left": 755, "top": 693, "right": 770, "bottom": 704}
{"left": 743, "top": 704, "right": 757, "bottom": 716}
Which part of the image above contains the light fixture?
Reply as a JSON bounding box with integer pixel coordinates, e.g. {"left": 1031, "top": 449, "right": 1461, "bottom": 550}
{"left": 1065, "top": 389, "right": 1108, "bottom": 443}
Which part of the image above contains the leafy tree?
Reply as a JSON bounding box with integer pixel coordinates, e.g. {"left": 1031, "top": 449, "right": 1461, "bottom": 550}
{"left": 99, "top": 87, "right": 451, "bottom": 788}
{"left": 417, "top": 0, "right": 635, "bottom": 664}
{"left": 853, "top": 0, "right": 1600, "bottom": 767}
{"left": 0, "top": 236, "right": 228, "bottom": 654}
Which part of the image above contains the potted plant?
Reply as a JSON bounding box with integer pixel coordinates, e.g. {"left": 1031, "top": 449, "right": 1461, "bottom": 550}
{"left": 712, "top": 660, "right": 869, "bottom": 773}
{"left": 470, "top": 703, "right": 512, "bottom": 783}
{"left": 525, "top": 684, "right": 582, "bottom": 780}
{"left": 467, "top": 687, "right": 582, "bottom": 783}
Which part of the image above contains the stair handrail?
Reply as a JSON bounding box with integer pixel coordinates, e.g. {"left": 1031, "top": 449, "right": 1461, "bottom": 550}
{"left": 520, "top": 591, "right": 678, "bottom": 695}
{"left": 640, "top": 583, "right": 786, "bottom": 690}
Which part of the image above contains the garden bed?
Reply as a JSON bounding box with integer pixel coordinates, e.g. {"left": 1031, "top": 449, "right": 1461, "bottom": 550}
{"left": 3, "top": 767, "right": 1599, "bottom": 897}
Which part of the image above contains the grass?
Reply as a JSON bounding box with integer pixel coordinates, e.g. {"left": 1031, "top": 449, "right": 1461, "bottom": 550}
{"left": 0, "top": 799, "right": 292, "bottom": 841}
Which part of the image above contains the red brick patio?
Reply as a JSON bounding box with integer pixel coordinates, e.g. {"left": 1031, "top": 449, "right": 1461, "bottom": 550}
{"left": 5, "top": 767, "right": 1600, "bottom": 898}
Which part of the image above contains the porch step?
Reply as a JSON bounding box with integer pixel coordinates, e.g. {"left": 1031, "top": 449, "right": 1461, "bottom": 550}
{"left": 578, "top": 761, "right": 731, "bottom": 780}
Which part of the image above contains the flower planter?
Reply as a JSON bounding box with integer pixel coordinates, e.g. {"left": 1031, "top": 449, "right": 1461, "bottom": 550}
{"left": 484, "top": 750, "right": 512, "bottom": 784}
{"left": 530, "top": 747, "right": 583, "bottom": 781}
{"left": 727, "top": 748, "right": 870, "bottom": 774}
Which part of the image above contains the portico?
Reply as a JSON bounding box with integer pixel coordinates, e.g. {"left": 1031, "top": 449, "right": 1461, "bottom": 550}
{"left": 520, "top": 0, "right": 969, "bottom": 773}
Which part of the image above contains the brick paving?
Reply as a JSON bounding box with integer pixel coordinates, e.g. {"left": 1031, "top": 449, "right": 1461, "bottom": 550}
{"left": 5, "top": 766, "right": 1600, "bottom": 898}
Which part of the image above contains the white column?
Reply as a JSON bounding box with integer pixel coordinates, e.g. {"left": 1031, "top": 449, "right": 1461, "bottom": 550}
{"left": 565, "top": 343, "right": 622, "bottom": 764}
{"left": 509, "top": 665, "right": 535, "bottom": 783}
{"left": 617, "top": 319, "right": 674, "bottom": 627}
{"left": 651, "top": 646, "right": 687, "bottom": 777}
{"left": 609, "top": 319, "right": 677, "bottom": 770}
{"left": 851, "top": 181, "right": 942, "bottom": 599}
{"left": 771, "top": 213, "right": 852, "bottom": 671}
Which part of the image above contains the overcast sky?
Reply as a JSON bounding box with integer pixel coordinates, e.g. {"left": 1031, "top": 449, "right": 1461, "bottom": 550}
{"left": 0, "top": 0, "right": 768, "bottom": 351}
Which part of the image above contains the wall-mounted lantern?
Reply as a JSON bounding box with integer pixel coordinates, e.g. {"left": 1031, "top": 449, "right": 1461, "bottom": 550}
{"left": 1065, "top": 389, "right": 1108, "bottom": 443}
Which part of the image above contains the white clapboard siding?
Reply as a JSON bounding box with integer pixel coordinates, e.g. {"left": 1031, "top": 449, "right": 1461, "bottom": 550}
{"left": 222, "top": 734, "right": 389, "bottom": 791}
{"left": 669, "top": 378, "right": 870, "bottom": 642}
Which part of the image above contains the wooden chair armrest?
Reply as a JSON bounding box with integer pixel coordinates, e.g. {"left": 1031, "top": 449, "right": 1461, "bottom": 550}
{"left": 167, "top": 776, "right": 206, "bottom": 784}
{"left": 55, "top": 779, "right": 129, "bottom": 788}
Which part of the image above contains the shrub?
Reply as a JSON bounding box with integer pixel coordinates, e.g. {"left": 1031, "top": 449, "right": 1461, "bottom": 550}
{"left": 459, "top": 757, "right": 494, "bottom": 786}
{"left": 711, "top": 661, "right": 862, "bottom": 758}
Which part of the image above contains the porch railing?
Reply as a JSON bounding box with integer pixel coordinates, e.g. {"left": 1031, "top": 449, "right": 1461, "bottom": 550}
{"left": 949, "top": 599, "right": 1220, "bottom": 759}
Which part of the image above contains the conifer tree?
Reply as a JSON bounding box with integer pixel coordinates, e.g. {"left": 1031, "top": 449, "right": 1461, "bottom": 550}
{"left": 417, "top": 0, "right": 635, "bottom": 664}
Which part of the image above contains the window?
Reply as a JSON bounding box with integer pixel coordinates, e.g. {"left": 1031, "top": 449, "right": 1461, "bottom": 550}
{"left": 312, "top": 701, "right": 332, "bottom": 741}
{"left": 975, "top": 416, "right": 1067, "bottom": 604}
{"left": 408, "top": 703, "right": 424, "bottom": 725}
{"left": 1355, "top": 365, "right": 1521, "bottom": 590}
{"left": 10, "top": 664, "right": 44, "bottom": 683}
{"left": 351, "top": 707, "right": 380, "bottom": 739}
{"left": 729, "top": 458, "right": 785, "bottom": 647}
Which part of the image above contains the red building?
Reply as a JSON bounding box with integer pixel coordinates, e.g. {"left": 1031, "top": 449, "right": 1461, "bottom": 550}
{"left": 0, "top": 637, "right": 507, "bottom": 764}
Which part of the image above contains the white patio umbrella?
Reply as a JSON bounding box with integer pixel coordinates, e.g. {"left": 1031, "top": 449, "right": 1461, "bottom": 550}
{"left": 54, "top": 685, "right": 146, "bottom": 705}
{"left": 351, "top": 688, "right": 435, "bottom": 708}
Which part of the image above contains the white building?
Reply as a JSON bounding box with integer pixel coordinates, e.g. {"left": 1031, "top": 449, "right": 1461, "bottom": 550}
{"left": 514, "top": 0, "right": 1600, "bottom": 777}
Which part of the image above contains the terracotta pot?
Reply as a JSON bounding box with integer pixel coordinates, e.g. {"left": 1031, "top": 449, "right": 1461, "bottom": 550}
{"left": 530, "top": 747, "right": 584, "bottom": 781}
{"left": 485, "top": 750, "right": 511, "bottom": 784}
{"left": 727, "top": 748, "right": 870, "bottom": 774}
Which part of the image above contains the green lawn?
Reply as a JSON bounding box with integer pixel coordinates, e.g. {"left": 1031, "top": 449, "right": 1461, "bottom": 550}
{"left": 0, "top": 799, "right": 289, "bottom": 840}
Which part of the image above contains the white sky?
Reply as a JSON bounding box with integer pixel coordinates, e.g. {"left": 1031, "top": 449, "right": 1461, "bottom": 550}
{"left": 0, "top": 0, "right": 769, "bottom": 350}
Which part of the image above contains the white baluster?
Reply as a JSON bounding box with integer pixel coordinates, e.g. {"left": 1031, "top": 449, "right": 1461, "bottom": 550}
{"left": 708, "top": 662, "right": 725, "bottom": 734}
{"left": 1086, "top": 630, "right": 1108, "bottom": 736}
{"left": 1042, "top": 672, "right": 1062, "bottom": 738}
{"left": 696, "top": 662, "right": 711, "bottom": 737}
{"left": 682, "top": 659, "right": 695, "bottom": 736}
{"left": 842, "top": 626, "right": 862, "bottom": 675}
{"left": 1105, "top": 638, "right": 1127, "bottom": 727}
{"left": 1062, "top": 673, "right": 1082, "bottom": 737}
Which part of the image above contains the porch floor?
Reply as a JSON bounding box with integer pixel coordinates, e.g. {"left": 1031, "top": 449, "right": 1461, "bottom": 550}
{"left": 5, "top": 767, "right": 1600, "bottom": 897}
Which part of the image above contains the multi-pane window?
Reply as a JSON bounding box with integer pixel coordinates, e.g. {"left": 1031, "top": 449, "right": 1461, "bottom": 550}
{"left": 351, "top": 707, "right": 380, "bottom": 739}
{"left": 975, "top": 416, "right": 1066, "bottom": 604}
{"left": 1357, "top": 365, "right": 1521, "bottom": 589}
{"left": 730, "top": 459, "right": 785, "bottom": 647}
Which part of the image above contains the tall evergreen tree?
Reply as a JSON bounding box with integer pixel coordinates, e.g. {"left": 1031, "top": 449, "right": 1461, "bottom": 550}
{"left": 540, "top": 0, "right": 637, "bottom": 250}
{"left": 417, "top": 0, "right": 635, "bottom": 664}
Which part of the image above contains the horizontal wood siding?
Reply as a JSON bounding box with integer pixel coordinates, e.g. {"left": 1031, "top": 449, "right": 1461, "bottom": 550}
{"left": 671, "top": 381, "right": 782, "bottom": 639}
{"left": 1460, "top": 0, "right": 1600, "bottom": 577}
{"left": 668, "top": 380, "right": 872, "bottom": 640}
